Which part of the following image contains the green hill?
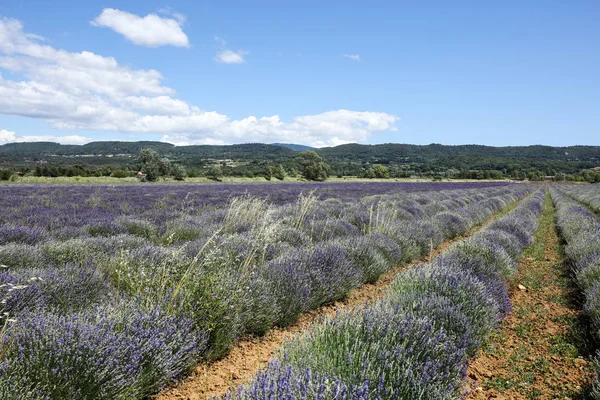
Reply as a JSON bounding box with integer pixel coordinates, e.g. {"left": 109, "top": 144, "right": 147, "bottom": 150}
{"left": 1, "top": 141, "right": 599, "bottom": 180}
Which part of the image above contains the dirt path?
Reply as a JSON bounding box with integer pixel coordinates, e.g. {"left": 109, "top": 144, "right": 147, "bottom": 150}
{"left": 467, "top": 190, "right": 594, "bottom": 399}
{"left": 156, "top": 199, "right": 524, "bottom": 400}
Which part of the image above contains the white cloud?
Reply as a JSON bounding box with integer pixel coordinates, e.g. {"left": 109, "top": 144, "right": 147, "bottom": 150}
{"left": 214, "top": 36, "right": 248, "bottom": 64}
{"left": 14, "top": 135, "right": 91, "bottom": 144}
{"left": 0, "top": 129, "right": 90, "bottom": 145}
{"left": 215, "top": 49, "right": 248, "bottom": 64}
{"left": 0, "top": 129, "right": 16, "bottom": 142}
{"left": 0, "top": 18, "right": 398, "bottom": 148}
{"left": 343, "top": 54, "right": 360, "bottom": 61}
{"left": 91, "top": 8, "right": 189, "bottom": 48}
{"left": 123, "top": 95, "right": 191, "bottom": 115}
{"left": 0, "top": 18, "right": 172, "bottom": 98}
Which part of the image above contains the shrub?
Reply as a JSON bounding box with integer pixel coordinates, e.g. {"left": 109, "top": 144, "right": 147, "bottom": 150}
{"left": 0, "top": 226, "right": 50, "bottom": 246}
{"left": 111, "top": 170, "right": 131, "bottom": 178}
{"left": 42, "top": 236, "right": 145, "bottom": 267}
{"left": 486, "top": 218, "right": 534, "bottom": 248}
{"left": 475, "top": 229, "right": 523, "bottom": 259}
{"left": 565, "top": 232, "right": 600, "bottom": 263}
{"left": 386, "top": 292, "right": 479, "bottom": 355}
{"left": 1, "top": 263, "right": 112, "bottom": 315}
{"left": 85, "top": 220, "right": 128, "bottom": 237}
{"left": 116, "top": 217, "right": 158, "bottom": 240}
{"left": 263, "top": 245, "right": 362, "bottom": 327}
{"left": 432, "top": 212, "right": 469, "bottom": 239}
{"left": 304, "top": 218, "right": 360, "bottom": 242}
{"left": 389, "top": 266, "right": 502, "bottom": 342}
{"left": 333, "top": 236, "right": 390, "bottom": 283}
{"left": 389, "top": 220, "right": 443, "bottom": 262}
{"left": 272, "top": 226, "right": 311, "bottom": 248}
{"left": 574, "top": 254, "right": 600, "bottom": 291}
{"left": 442, "top": 239, "right": 518, "bottom": 280}
{"left": 0, "top": 244, "right": 48, "bottom": 270}
{"left": 235, "top": 303, "right": 468, "bottom": 399}
{"left": 238, "top": 270, "right": 280, "bottom": 336}
{"left": 163, "top": 217, "right": 216, "bottom": 245}
{"left": 0, "top": 304, "right": 204, "bottom": 400}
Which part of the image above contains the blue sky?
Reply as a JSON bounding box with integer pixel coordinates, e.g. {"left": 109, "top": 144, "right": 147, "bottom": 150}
{"left": 0, "top": 1, "right": 599, "bottom": 147}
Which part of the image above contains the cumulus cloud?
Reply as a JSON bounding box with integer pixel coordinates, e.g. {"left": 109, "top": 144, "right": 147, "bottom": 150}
{"left": 0, "top": 129, "right": 90, "bottom": 145}
{"left": 0, "top": 129, "right": 16, "bottom": 142}
{"left": 91, "top": 8, "right": 189, "bottom": 48}
{"left": 0, "top": 18, "right": 398, "bottom": 147}
{"left": 343, "top": 54, "right": 360, "bottom": 61}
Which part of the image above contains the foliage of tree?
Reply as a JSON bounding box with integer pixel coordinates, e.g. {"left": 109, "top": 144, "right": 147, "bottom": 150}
{"left": 0, "top": 169, "right": 12, "bottom": 181}
{"left": 206, "top": 165, "right": 224, "bottom": 181}
{"left": 273, "top": 165, "right": 286, "bottom": 180}
{"left": 172, "top": 164, "right": 187, "bottom": 181}
{"left": 138, "top": 148, "right": 173, "bottom": 181}
{"left": 263, "top": 167, "right": 272, "bottom": 181}
{"left": 298, "top": 151, "right": 330, "bottom": 181}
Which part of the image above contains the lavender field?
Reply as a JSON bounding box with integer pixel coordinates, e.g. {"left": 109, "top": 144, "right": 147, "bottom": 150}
{"left": 0, "top": 182, "right": 537, "bottom": 399}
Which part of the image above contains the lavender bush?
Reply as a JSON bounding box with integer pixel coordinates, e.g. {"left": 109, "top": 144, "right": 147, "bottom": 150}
{"left": 263, "top": 245, "right": 363, "bottom": 326}
{"left": 228, "top": 307, "right": 469, "bottom": 400}
{"left": 0, "top": 244, "right": 48, "bottom": 270}
{"left": 0, "top": 263, "right": 112, "bottom": 315}
{"left": 0, "top": 303, "right": 204, "bottom": 400}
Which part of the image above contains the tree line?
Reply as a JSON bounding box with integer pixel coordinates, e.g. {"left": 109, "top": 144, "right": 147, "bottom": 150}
{"left": 2, "top": 146, "right": 600, "bottom": 182}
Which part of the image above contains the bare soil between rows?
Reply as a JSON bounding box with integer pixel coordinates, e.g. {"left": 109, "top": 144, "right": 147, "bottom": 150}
{"left": 467, "top": 192, "right": 594, "bottom": 399}
{"left": 156, "top": 204, "right": 517, "bottom": 400}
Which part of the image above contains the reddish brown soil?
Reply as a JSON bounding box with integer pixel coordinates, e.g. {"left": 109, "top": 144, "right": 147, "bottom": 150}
{"left": 156, "top": 207, "right": 512, "bottom": 400}
{"left": 467, "top": 193, "right": 594, "bottom": 400}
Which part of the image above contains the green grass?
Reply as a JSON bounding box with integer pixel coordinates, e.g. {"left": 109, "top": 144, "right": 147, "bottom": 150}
{"left": 475, "top": 188, "right": 590, "bottom": 398}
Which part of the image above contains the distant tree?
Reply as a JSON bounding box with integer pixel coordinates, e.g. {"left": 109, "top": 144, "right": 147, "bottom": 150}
{"left": 363, "top": 165, "right": 389, "bottom": 179}
{"left": 298, "top": 151, "right": 330, "bottom": 181}
{"left": 0, "top": 169, "right": 12, "bottom": 181}
{"left": 273, "top": 164, "right": 286, "bottom": 180}
{"left": 172, "top": 164, "right": 187, "bottom": 181}
{"left": 138, "top": 148, "right": 163, "bottom": 181}
{"left": 363, "top": 168, "right": 376, "bottom": 179}
{"left": 158, "top": 158, "right": 172, "bottom": 177}
{"left": 206, "top": 165, "right": 223, "bottom": 181}
{"left": 373, "top": 165, "right": 390, "bottom": 179}
{"left": 138, "top": 148, "right": 159, "bottom": 165}
{"left": 264, "top": 166, "right": 273, "bottom": 181}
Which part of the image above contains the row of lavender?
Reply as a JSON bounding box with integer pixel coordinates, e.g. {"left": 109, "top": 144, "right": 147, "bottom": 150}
{"left": 0, "top": 182, "right": 508, "bottom": 238}
{"left": 224, "top": 188, "right": 544, "bottom": 399}
{"left": 550, "top": 185, "right": 600, "bottom": 398}
{"left": 555, "top": 184, "right": 600, "bottom": 214}
{"left": 0, "top": 184, "right": 530, "bottom": 399}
